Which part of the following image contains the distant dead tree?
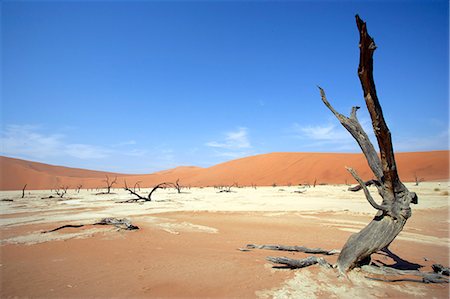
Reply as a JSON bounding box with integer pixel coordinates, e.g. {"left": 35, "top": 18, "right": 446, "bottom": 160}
{"left": 22, "top": 184, "right": 27, "bottom": 198}
{"left": 171, "top": 179, "right": 182, "bottom": 194}
{"left": 122, "top": 181, "right": 169, "bottom": 203}
{"left": 414, "top": 172, "right": 424, "bottom": 186}
{"left": 76, "top": 184, "right": 83, "bottom": 193}
{"left": 103, "top": 175, "right": 117, "bottom": 194}
{"left": 134, "top": 181, "right": 142, "bottom": 192}
{"left": 313, "top": 178, "right": 317, "bottom": 188}
{"left": 55, "top": 186, "right": 69, "bottom": 198}
{"left": 218, "top": 183, "right": 237, "bottom": 193}
{"left": 246, "top": 16, "right": 447, "bottom": 284}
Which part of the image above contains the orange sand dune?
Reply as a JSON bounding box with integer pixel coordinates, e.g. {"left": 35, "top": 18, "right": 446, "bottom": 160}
{"left": 1, "top": 151, "right": 448, "bottom": 190}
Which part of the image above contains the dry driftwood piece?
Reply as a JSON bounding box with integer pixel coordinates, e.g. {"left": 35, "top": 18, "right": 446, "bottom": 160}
{"left": 432, "top": 264, "right": 450, "bottom": 276}
{"left": 267, "top": 256, "right": 332, "bottom": 269}
{"left": 94, "top": 217, "right": 139, "bottom": 230}
{"left": 42, "top": 218, "right": 139, "bottom": 233}
{"left": 42, "top": 224, "right": 85, "bottom": 233}
{"left": 246, "top": 244, "right": 339, "bottom": 255}
{"left": 361, "top": 265, "right": 449, "bottom": 284}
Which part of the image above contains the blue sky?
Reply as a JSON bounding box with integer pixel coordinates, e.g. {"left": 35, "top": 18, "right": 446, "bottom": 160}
{"left": 1, "top": 0, "right": 448, "bottom": 173}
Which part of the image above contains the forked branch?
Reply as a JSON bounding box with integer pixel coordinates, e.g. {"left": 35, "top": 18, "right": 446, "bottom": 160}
{"left": 319, "top": 87, "right": 383, "bottom": 181}
{"left": 346, "top": 167, "right": 388, "bottom": 212}
{"left": 121, "top": 181, "right": 169, "bottom": 203}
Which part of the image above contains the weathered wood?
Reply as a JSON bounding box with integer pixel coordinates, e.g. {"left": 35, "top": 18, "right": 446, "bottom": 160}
{"left": 346, "top": 167, "right": 388, "bottom": 212}
{"left": 246, "top": 244, "right": 339, "bottom": 255}
{"left": 348, "top": 179, "right": 380, "bottom": 192}
{"left": 42, "top": 224, "right": 85, "bottom": 233}
{"left": 42, "top": 218, "right": 139, "bottom": 233}
{"left": 432, "top": 264, "right": 450, "bottom": 276}
{"left": 267, "top": 256, "right": 331, "bottom": 269}
{"left": 94, "top": 217, "right": 139, "bottom": 230}
{"left": 361, "top": 264, "right": 449, "bottom": 284}
{"left": 319, "top": 15, "right": 419, "bottom": 274}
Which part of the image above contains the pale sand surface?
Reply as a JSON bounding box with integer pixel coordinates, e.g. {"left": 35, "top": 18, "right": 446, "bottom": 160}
{"left": 1, "top": 182, "right": 449, "bottom": 298}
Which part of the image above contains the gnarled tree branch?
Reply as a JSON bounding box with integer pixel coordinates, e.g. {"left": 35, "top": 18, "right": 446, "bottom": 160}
{"left": 319, "top": 87, "right": 383, "bottom": 181}
{"left": 346, "top": 167, "right": 388, "bottom": 212}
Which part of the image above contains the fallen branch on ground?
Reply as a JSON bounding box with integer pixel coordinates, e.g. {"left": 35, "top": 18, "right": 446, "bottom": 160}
{"left": 267, "top": 256, "right": 332, "bottom": 269}
{"left": 361, "top": 264, "right": 449, "bottom": 284}
{"left": 246, "top": 244, "right": 339, "bottom": 255}
{"left": 41, "top": 217, "right": 139, "bottom": 233}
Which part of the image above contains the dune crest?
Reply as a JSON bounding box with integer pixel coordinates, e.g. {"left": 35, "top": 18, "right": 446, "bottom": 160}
{"left": 1, "top": 151, "right": 448, "bottom": 190}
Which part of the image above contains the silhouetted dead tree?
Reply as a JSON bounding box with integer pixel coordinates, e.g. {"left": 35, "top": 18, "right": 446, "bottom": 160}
{"left": 22, "top": 184, "right": 27, "bottom": 198}
{"left": 103, "top": 175, "right": 117, "bottom": 194}
{"left": 172, "top": 179, "right": 182, "bottom": 193}
{"left": 134, "top": 181, "right": 142, "bottom": 192}
{"left": 218, "top": 183, "right": 237, "bottom": 193}
{"left": 414, "top": 172, "right": 424, "bottom": 186}
{"left": 76, "top": 184, "right": 83, "bottom": 193}
{"left": 121, "top": 181, "right": 169, "bottom": 203}
{"left": 245, "top": 15, "right": 447, "bottom": 283}
{"left": 55, "top": 186, "right": 69, "bottom": 198}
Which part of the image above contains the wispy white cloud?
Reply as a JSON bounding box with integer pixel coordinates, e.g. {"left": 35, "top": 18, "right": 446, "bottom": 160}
{"left": 0, "top": 125, "right": 65, "bottom": 159}
{"left": 206, "top": 127, "right": 251, "bottom": 150}
{"left": 290, "top": 117, "right": 377, "bottom": 152}
{"left": 64, "top": 144, "right": 111, "bottom": 159}
{"left": 294, "top": 123, "right": 350, "bottom": 141}
{"left": 205, "top": 127, "right": 255, "bottom": 160}
{"left": 394, "top": 130, "right": 449, "bottom": 152}
{"left": 1, "top": 124, "right": 114, "bottom": 160}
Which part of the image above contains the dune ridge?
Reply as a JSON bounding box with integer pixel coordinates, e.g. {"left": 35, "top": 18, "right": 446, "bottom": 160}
{"left": 1, "top": 151, "right": 448, "bottom": 190}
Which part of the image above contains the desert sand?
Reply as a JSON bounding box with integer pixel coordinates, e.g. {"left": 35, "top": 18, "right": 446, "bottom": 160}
{"left": 1, "top": 181, "right": 449, "bottom": 298}
{"left": 1, "top": 150, "right": 448, "bottom": 190}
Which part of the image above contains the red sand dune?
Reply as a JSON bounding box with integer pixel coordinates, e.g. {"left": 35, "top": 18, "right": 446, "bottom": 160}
{"left": 0, "top": 151, "right": 448, "bottom": 190}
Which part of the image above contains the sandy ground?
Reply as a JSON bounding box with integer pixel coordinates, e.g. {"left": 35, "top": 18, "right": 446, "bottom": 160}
{"left": 1, "top": 182, "right": 449, "bottom": 298}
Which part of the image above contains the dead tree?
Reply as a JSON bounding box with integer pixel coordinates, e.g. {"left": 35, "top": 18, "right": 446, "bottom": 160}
{"left": 122, "top": 181, "right": 169, "bottom": 203}
{"left": 103, "top": 175, "right": 117, "bottom": 194}
{"left": 22, "top": 184, "right": 27, "bottom": 198}
{"left": 318, "top": 15, "right": 419, "bottom": 274}
{"left": 251, "top": 15, "right": 424, "bottom": 277}
{"left": 172, "top": 179, "right": 182, "bottom": 193}
{"left": 76, "top": 184, "right": 83, "bottom": 193}
{"left": 55, "top": 186, "right": 69, "bottom": 198}
{"left": 133, "top": 181, "right": 142, "bottom": 192}
{"left": 414, "top": 172, "right": 424, "bottom": 186}
{"left": 218, "top": 183, "right": 237, "bottom": 193}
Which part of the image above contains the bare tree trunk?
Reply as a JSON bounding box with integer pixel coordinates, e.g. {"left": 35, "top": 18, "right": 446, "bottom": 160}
{"left": 22, "top": 184, "right": 27, "bottom": 198}
{"left": 320, "top": 15, "right": 418, "bottom": 274}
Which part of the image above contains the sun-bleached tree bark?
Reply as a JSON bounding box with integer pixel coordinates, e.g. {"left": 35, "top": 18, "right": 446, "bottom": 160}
{"left": 318, "top": 15, "right": 418, "bottom": 273}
